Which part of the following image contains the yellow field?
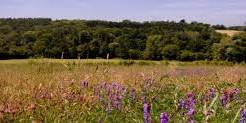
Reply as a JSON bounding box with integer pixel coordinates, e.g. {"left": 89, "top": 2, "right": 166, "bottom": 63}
{"left": 216, "top": 30, "right": 242, "bottom": 37}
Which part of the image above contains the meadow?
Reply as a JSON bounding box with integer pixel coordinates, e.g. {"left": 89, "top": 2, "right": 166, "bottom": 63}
{"left": 215, "top": 30, "right": 242, "bottom": 37}
{"left": 0, "top": 59, "right": 246, "bottom": 123}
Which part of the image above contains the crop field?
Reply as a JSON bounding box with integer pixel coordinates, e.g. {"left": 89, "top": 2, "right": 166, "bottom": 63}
{"left": 215, "top": 30, "right": 242, "bottom": 37}
{"left": 0, "top": 59, "right": 246, "bottom": 123}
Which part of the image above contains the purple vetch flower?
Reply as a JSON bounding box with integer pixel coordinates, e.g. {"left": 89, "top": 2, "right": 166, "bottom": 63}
{"left": 112, "top": 95, "right": 121, "bottom": 109}
{"left": 220, "top": 88, "right": 240, "bottom": 107}
{"left": 187, "top": 92, "right": 196, "bottom": 104}
{"left": 160, "top": 112, "right": 168, "bottom": 123}
{"left": 203, "top": 88, "right": 217, "bottom": 103}
{"left": 184, "top": 92, "right": 196, "bottom": 110}
{"left": 94, "top": 82, "right": 126, "bottom": 111}
{"left": 208, "top": 88, "right": 216, "bottom": 99}
{"left": 144, "top": 103, "right": 151, "bottom": 123}
{"left": 232, "top": 88, "right": 240, "bottom": 95}
{"left": 178, "top": 92, "right": 196, "bottom": 111}
{"left": 187, "top": 108, "right": 195, "bottom": 123}
{"left": 220, "top": 92, "right": 229, "bottom": 107}
{"left": 230, "top": 88, "right": 240, "bottom": 101}
{"left": 177, "top": 92, "right": 196, "bottom": 123}
{"left": 240, "top": 108, "right": 246, "bottom": 123}
{"left": 178, "top": 99, "right": 185, "bottom": 111}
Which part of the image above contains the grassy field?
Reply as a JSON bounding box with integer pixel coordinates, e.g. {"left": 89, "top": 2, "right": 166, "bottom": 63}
{"left": 215, "top": 30, "right": 243, "bottom": 37}
{"left": 0, "top": 59, "right": 246, "bottom": 123}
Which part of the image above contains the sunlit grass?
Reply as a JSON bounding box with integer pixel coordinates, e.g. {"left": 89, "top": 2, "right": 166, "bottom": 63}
{"left": 0, "top": 59, "right": 245, "bottom": 122}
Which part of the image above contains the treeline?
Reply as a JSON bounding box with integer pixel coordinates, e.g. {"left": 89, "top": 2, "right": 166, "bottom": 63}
{"left": 0, "top": 18, "right": 245, "bottom": 62}
{"left": 212, "top": 24, "right": 246, "bottom": 31}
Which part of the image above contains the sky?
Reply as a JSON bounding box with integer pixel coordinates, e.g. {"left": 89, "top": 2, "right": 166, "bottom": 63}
{"left": 0, "top": 0, "right": 246, "bottom": 26}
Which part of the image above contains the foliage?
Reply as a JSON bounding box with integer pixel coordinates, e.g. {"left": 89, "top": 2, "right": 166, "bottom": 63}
{"left": 0, "top": 18, "right": 245, "bottom": 62}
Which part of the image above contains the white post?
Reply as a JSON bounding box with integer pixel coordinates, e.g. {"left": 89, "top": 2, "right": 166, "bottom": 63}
{"left": 61, "top": 52, "right": 64, "bottom": 59}
{"left": 107, "top": 53, "right": 109, "bottom": 63}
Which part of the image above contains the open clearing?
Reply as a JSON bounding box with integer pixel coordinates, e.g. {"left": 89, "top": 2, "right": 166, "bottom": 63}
{"left": 216, "top": 30, "right": 243, "bottom": 36}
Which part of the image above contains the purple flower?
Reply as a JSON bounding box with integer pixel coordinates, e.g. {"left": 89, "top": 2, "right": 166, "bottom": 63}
{"left": 178, "top": 99, "right": 185, "bottom": 111}
{"left": 220, "top": 88, "right": 240, "bottom": 107}
{"left": 144, "top": 103, "right": 151, "bottom": 123}
{"left": 111, "top": 95, "right": 121, "bottom": 109}
{"left": 220, "top": 93, "right": 229, "bottom": 107}
{"left": 208, "top": 88, "right": 216, "bottom": 99}
{"left": 178, "top": 92, "right": 196, "bottom": 123}
{"left": 240, "top": 108, "right": 246, "bottom": 123}
{"left": 178, "top": 92, "right": 196, "bottom": 111}
{"left": 187, "top": 108, "right": 195, "bottom": 123}
{"left": 94, "top": 82, "right": 126, "bottom": 111}
{"left": 160, "top": 112, "right": 168, "bottom": 123}
{"left": 184, "top": 92, "right": 196, "bottom": 110}
{"left": 203, "top": 88, "right": 217, "bottom": 103}
{"left": 232, "top": 88, "right": 240, "bottom": 95}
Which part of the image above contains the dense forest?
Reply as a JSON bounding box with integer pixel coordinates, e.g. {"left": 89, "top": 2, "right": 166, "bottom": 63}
{"left": 0, "top": 18, "right": 245, "bottom": 62}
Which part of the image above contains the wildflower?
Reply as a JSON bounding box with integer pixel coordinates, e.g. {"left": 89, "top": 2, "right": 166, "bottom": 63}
{"left": 94, "top": 82, "right": 126, "bottom": 111}
{"left": 112, "top": 95, "right": 121, "bottom": 109}
{"left": 178, "top": 92, "right": 196, "bottom": 123}
{"left": 160, "top": 112, "right": 168, "bottom": 123}
{"left": 220, "top": 88, "right": 240, "bottom": 107}
{"left": 187, "top": 108, "right": 195, "bottom": 123}
{"left": 208, "top": 88, "right": 216, "bottom": 99}
{"left": 232, "top": 88, "right": 240, "bottom": 95}
{"left": 184, "top": 92, "right": 196, "bottom": 110}
{"left": 178, "top": 99, "right": 185, "bottom": 111}
{"left": 220, "top": 92, "right": 229, "bottom": 107}
{"left": 240, "top": 108, "right": 246, "bottom": 123}
{"left": 203, "top": 88, "right": 217, "bottom": 103}
{"left": 230, "top": 88, "right": 240, "bottom": 101}
{"left": 144, "top": 103, "right": 151, "bottom": 123}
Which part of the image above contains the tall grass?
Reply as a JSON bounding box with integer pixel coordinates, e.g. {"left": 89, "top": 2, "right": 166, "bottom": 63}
{"left": 0, "top": 59, "right": 245, "bottom": 122}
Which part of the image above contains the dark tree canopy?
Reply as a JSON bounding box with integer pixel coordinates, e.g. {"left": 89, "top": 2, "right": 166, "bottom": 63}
{"left": 0, "top": 18, "right": 245, "bottom": 62}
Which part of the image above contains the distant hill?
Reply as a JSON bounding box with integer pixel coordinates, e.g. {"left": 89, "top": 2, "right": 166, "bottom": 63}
{"left": 215, "top": 30, "right": 242, "bottom": 37}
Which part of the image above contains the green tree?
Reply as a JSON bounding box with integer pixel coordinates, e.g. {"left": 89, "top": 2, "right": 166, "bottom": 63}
{"left": 144, "top": 35, "right": 163, "bottom": 60}
{"left": 161, "top": 44, "right": 180, "bottom": 60}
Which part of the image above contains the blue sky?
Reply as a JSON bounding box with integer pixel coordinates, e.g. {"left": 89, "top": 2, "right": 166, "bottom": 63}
{"left": 0, "top": 0, "right": 246, "bottom": 26}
